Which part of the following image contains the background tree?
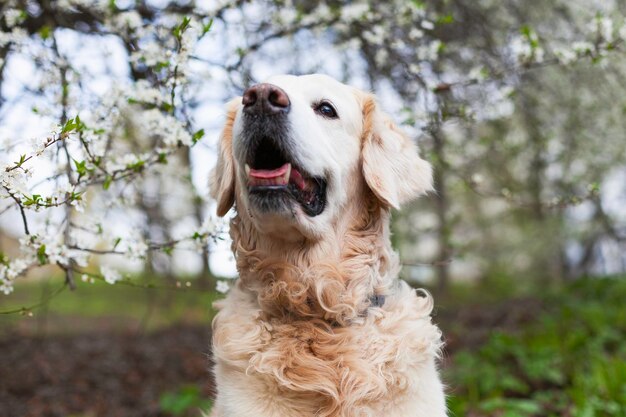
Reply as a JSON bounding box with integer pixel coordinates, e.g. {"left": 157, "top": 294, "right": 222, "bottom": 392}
{"left": 0, "top": 0, "right": 624, "bottom": 299}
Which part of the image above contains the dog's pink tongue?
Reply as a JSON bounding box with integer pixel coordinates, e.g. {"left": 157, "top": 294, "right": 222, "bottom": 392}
{"left": 289, "top": 167, "right": 307, "bottom": 190}
{"left": 248, "top": 163, "right": 291, "bottom": 186}
{"left": 249, "top": 163, "right": 290, "bottom": 179}
{"left": 247, "top": 163, "right": 309, "bottom": 190}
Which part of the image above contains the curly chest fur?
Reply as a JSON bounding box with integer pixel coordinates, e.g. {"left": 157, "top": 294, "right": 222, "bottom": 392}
{"left": 211, "top": 285, "right": 443, "bottom": 417}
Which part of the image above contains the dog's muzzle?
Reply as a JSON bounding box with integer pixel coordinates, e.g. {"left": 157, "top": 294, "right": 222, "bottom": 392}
{"left": 238, "top": 83, "right": 327, "bottom": 217}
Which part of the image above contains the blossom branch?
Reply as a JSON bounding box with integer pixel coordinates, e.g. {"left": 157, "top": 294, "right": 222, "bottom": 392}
{"left": 3, "top": 185, "right": 30, "bottom": 235}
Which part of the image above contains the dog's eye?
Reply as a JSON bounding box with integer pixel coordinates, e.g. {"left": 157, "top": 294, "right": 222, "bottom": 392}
{"left": 314, "top": 101, "right": 339, "bottom": 119}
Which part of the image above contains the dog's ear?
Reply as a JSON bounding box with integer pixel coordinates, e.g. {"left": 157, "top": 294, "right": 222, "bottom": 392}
{"left": 209, "top": 98, "right": 240, "bottom": 217}
{"left": 360, "top": 95, "right": 433, "bottom": 209}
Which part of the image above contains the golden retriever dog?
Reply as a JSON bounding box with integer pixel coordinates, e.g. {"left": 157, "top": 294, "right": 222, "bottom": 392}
{"left": 209, "top": 74, "right": 446, "bottom": 417}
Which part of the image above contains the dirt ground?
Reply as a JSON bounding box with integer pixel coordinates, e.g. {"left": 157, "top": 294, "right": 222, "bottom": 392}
{"left": 0, "top": 297, "right": 544, "bottom": 417}
{"left": 0, "top": 325, "right": 215, "bottom": 417}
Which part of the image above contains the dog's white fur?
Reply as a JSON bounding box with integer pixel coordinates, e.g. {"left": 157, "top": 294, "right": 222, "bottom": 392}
{"left": 209, "top": 74, "right": 446, "bottom": 417}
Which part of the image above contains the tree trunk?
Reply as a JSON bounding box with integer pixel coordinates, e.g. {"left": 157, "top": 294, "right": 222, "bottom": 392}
{"left": 430, "top": 112, "right": 451, "bottom": 294}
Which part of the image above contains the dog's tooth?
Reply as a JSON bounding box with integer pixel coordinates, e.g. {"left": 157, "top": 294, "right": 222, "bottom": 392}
{"left": 283, "top": 164, "right": 292, "bottom": 184}
{"left": 245, "top": 164, "right": 251, "bottom": 176}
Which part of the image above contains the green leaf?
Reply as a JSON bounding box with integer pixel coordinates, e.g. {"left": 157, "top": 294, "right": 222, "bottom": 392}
{"left": 154, "top": 61, "right": 170, "bottom": 71}
{"left": 61, "top": 118, "right": 80, "bottom": 134}
{"left": 103, "top": 175, "right": 113, "bottom": 190}
{"left": 70, "top": 191, "right": 83, "bottom": 202}
{"left": 75, "top": 115, "right": 86, "bottom": 131}
{"left": 39, "top": 25, "right": 51, "bottom": 40}
{"left": 15, "top": 154, "right": 26, "bottom": 167}
{"left": 520, "top": 25, "right": 539, "bottom": 48}
{"left": 23, "top": 194, "right": 42, "bottom": 207}
{"left": 192, "top": 129, "right": 205, "bottom": 145}
{"left": 126, "top": 160, "right": 145, "bottom": 173}
{"left": 161, "top": 102, "right": 173, "bottom": 113}
{"left": 437, "top": 14, "right": 454, "bottom": 24}
{"left": 74, "top": 159, "right": 87, "bottom": 177}
{"left": 37, "top": 245, "right": 48, "bottom": 265}
{"left": 112, "top": 237, "right": 122, "bottom": 250}
{"left": 201, "top": 18, "right": 214, "bottom": 37}
{"left": 108, "top": 0, "right": 118, "bottom": 13}
{"left": 173, "top": 16, "right": 191, "bottom": 41}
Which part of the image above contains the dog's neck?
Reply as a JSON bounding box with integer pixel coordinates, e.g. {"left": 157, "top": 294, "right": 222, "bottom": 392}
{"left": 229, "top": 197, "right": 399, "bottom": 325}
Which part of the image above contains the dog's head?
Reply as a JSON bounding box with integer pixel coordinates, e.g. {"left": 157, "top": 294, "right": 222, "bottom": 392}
{"left": 210, "top": 74, "right": 432, "bottom": 241}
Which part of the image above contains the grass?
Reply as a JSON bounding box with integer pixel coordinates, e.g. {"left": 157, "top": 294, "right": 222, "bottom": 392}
{"left": 0, "top": 275, "right": 224, "bottom": 335}
{"left": 445, "top": 277, "right": 626, "bottom": 417}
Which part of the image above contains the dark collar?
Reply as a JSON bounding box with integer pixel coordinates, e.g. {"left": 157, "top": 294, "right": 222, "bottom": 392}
{"left": 369, "top": 294, "right": 386, "bottom": 308}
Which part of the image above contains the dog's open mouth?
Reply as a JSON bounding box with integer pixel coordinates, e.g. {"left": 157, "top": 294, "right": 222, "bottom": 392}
{"left": 245, "top": 137, "right": 326, "bottom": 216}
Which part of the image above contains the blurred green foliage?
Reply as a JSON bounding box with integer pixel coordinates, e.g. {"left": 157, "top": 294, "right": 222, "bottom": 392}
{"left": 159, "top": 385, "right": 213, "bottom": 416}
{"left": 0, "top": 276, "right": 223, "bottom": 334}
{"left": 446, "top": 277, "right": 626, "bottom": 417}
{"left": 3, "top": 275, "right": 624, "bottom": 417}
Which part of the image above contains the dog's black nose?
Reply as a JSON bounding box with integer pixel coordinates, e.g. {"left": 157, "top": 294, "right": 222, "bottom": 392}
{"left": 242, "top": 83, "right": 290, "bottom": 115}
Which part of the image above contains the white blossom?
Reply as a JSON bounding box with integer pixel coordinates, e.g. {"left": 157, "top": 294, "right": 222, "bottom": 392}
{"left": 375, "top": 49, "right": 389, "bottom": 66}
{"left": 130, "top": 41, "right": 165, "bottom": 68}
{"left": 203, "top": 0, "right": 237, "bottom": 16}
{"left": 131, "top": 109, "right": 193, "bottom": 148}
{"left": 409, "top": 28, "right": 424, "bottom": 40}
{"left": 4, "top": 9, "right": 24, "bottom": 28}
{"left": 421, "top": 20, "right": 435, "bottom": 30}
{"left": 0, "top": 27, "right": 28, "bottom": 47}
{"left": 277, "top": 8, "right": 298, "bottom": 25}
{"left": 127, "top": 240, "right": 149, "bottom": 261}
{"left": 70, "top": 195, "right": 86, "bottom": 213}
{"left": 68, "top": 249, "right": 89, "bottom": 267}
{"left": 110, "top": 11, "right": 143, "bottom": 32}
{"left": 341, "top": 4, "right": 369, "bottom": 22}
{"left": 408, "top": 63, "right": 421, "bottom": 75}
{"left": 619, "top": 24, "right": 626, "bottom": 41}
{"left": 468, "top": 66, "right": 486, "bottom": 81}
{"left": 471, "top": 173, "right": 484, "bottom": 185}
{"left": 590, "top": 15, "right": 614, "bottom": 43}
{"left": 1, "top": 169, "right": 30, "bottom": 196}
{"left": 101, "top": 265, "right": 122, "bottom": 285}
{"left": 199, "top": 216, "right": 217, "bottom": 236}
{"left": 572, "top": 41, "right": 594, "bottom": 55}
{"left": 57, "top": 0, "right": 108, "bottom": 12}
{"left": 132, "top": 80, "right": 165, "bottom": 105}
{"left": 8, "top": 258, "right": 30, "bottom": 277}
{"left": 0, "top": 278, "right": 13, "bottom": 295}
{"left": 510, "top": 31, "right": 544, "bottom": 64}
{"left": 417, "top": 40, "right": 442, "bottom": 61}
{"left": 363, "top": 26, "right": 386, "bottom": 46}
{"left": 216, "top": 280, "right": 230, "bottom": 294}
{"left": 554, "top": 47, "right": 577, "bottom": 64}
